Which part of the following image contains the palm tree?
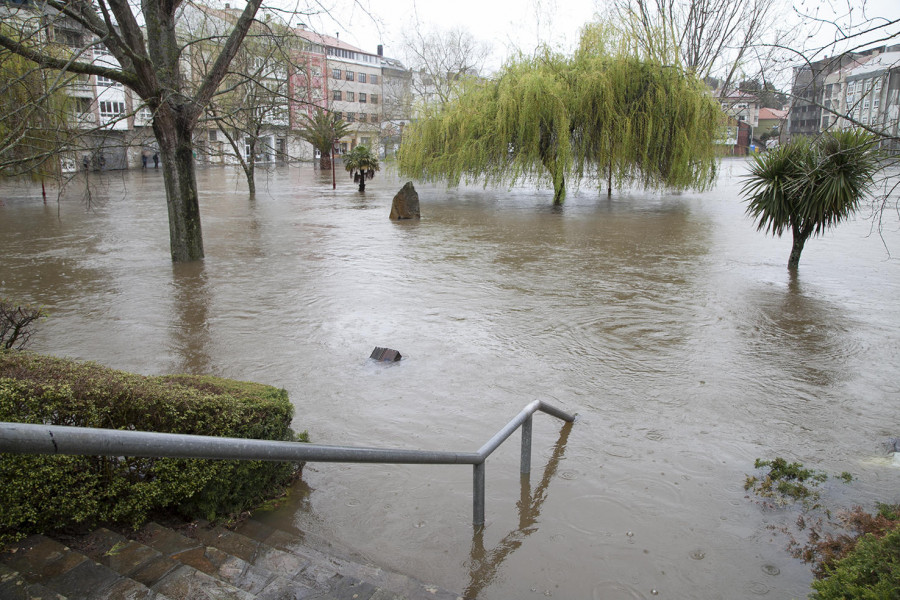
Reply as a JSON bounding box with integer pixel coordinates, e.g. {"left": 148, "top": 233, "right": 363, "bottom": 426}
{"left": 344, "top": 145, "right": 380, "bottom": 192}
{"left": 298, "top": 108, "right": 350, "bottom": 170}
{"left": 742, "top": 129, "right": 880, "bottom": 270}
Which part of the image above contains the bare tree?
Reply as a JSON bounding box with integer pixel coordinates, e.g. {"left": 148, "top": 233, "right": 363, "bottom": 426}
{"left": 185, "top": 7, "right": 302, "bottom": 195}
{"left": 0, "top": 0, "right": 316, "bottom": 261}
{"left": 0, "top": 298, "right": 45, "bottom": 350}
{"left": 402, "top": 25, "right": 491, "bottom": 111}
{"left": 613, "top": 0, "right": 776, "bottom": 95}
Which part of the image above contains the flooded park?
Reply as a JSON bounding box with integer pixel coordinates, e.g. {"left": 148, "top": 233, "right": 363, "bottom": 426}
{"left": 1, "top": 159, "right": 899, "bottom": 599}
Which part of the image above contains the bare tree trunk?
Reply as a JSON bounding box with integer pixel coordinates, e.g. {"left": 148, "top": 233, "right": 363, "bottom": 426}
{"left": 319, "top": 151, "right": 331, "bottom": 170}
{"left": 153, "top": 115, "right": 204, "bottom": 262}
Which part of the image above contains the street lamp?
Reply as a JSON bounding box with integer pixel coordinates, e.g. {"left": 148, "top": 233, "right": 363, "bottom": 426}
{"left": 331, "top": 137, "right": 338, "bottom": 190}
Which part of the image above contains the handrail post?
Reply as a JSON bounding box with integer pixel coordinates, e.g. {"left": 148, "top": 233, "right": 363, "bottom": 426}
{"left": 473, "top": 462, "right": 485, "bottom": 527}
{"left": 520, "top": 415, "right": 532, "bottom": 474}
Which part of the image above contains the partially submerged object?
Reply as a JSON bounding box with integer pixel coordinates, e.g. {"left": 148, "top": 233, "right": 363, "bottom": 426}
{"left": 370, "top": 347, "right": 402, "bottom": 362}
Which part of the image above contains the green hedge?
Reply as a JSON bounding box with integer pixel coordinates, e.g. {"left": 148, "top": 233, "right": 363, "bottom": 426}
{"left": 0, "top": 352, "right": 305, "bottom": 543}
{"left": 811, "top": 526, "right": 900, "bottom": 599}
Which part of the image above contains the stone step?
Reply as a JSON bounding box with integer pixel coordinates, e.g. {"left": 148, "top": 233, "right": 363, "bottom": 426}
{"left": 228, "top": 519, "right": 461, "bottom": 600}
{"left": 136, "top": 523, "right": 316, "bottom": 599}
{"left": 76, "top": 527, "right": 256, "bottom": 600}
{"left": 0, "top": 563, "right": 67, "bottom": 600}
{"left": 0, "top": 534, "right": 165, "bottom": 599}
{"left": 1, "top": 521, "right": 462, "bottom": 600}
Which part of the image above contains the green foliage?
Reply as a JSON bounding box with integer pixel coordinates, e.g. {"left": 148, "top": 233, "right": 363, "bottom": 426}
{"left": 0, "top": 353, "right": 304, "bottom": 544}
{"left": 398, "top": 24, "right": 721, "bottom": 204}
{"left": 0, "top": 27, "right": 74, "bottom": 179}
{"left": 297, "top": 108, "right": 350, "bottom": 167}
{"left": 744, "top": 457, "right": 830, "bottom": 510}
{"left": 742, "top": 129, "right": 881, "bottom": 268}
{"left": 344, "top": 145, "right": 379, "bottom": 191}
{"left": 810, "top": 526, "right": 900, "bottom": 599}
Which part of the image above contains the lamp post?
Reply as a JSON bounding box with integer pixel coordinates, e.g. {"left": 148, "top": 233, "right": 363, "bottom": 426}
{"left": 331, "top": 137, "right": 338, "bottom": 190}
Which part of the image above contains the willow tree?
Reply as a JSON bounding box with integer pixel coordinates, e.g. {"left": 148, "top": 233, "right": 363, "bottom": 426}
{"left": 0, "top": 43, "right": 73, "bottom": 179}
{"left": 398, "top": 25, "right": 721, "bottom": 204}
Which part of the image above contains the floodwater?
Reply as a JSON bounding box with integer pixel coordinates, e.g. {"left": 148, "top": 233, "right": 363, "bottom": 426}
{"left": 2, "top": 161, "right": 899, "bottom": 599}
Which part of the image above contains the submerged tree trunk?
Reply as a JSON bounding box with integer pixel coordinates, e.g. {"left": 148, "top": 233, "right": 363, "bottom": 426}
{"left": 319, "top": 150, "right": 331, "bottom": 170}
{"left": 788, "top": 222, "right": 811, "bottom": 271}
{"left": 153, "top": 115, "right": 204, "bottom": 262}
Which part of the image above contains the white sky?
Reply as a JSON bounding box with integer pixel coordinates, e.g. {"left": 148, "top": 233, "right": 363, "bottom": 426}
{"left": 299, "top": 0, "right": 601, "bottom": 69}
{"left": 292, "top": 0, "right": 900, "bottom": 76}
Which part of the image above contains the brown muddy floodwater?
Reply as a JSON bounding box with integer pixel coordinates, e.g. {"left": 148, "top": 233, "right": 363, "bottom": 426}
{"left": 2, "top": 160, "right": 899, "bottom": 599}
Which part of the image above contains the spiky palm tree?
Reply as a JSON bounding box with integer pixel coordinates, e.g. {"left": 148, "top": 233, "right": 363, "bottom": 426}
{"left": 742, "top": 129, "right": 880, "bottom": 270}
{"left": 344, "top": 145, "right": 380, "bottom": 192}
{"left": 298, "top": 108, "right": 350, "bottom": 170}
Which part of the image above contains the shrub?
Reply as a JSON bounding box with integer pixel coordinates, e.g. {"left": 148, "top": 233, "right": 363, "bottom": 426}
{"left": 0, "top": 352, "right": 305, "bottom": 544}
{"left": 810, "top": 524, "right": 900, "bottom": 599}
{"left": 0, "top": 298, "right": 45, "bottom": 350}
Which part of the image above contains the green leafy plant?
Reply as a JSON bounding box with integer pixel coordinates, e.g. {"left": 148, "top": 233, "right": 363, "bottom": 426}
{"left": 0, "top": 353, "right": 306, "bottom": 545}
{"left": 344, "top": 145, "right": 379, "bottom": 192}
{"left": 745, "top": 458, "right": 899, "bottom": 598}
{"left": 742, "top": 129, "right": 880, "bottom": 270}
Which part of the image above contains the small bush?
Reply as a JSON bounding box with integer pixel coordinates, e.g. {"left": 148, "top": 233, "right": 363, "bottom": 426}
{"left": 0, "top": 352, "right": 304, "bottom": 544}
{"left": 810, "top": 525, "right": 900, "bottom": 599}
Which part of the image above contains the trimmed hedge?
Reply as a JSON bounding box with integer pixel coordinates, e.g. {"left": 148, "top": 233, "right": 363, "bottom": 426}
{"left": 0, "top": 352, "right": 305, "bottom": 543}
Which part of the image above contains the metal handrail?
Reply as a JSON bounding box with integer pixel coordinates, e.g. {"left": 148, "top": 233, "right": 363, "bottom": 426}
{"left": 0, "top": 400, "right": 575, "bottom": 526}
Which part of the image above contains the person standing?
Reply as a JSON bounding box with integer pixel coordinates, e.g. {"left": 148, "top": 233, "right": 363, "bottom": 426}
{"left": 141, "top": 150, "right": 148, "bottom": 168}
{"left": 153, "top": 152, "right": 159, "bottom": 168}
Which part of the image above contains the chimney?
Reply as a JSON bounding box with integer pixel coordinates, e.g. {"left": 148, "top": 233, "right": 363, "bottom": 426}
{"left": 224, "top": 2, "right": 229, "bottom": 8}
{"left": 377, "top": 44, "right": 383, "bottom": 57}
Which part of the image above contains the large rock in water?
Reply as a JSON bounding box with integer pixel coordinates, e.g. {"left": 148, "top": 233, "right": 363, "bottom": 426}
{"left": 389, "top": 181, "right": 420, "bottom": 220}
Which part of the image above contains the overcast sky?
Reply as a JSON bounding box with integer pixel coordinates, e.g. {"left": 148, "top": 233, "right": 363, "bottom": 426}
{"left": 298, "top": 0, "right": 599, "bottom": 67}
{"left": 293, "top": 0, "right": 900, "bottom": 75}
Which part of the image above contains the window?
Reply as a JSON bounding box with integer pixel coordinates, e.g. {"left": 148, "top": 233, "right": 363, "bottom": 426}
{"left": 332, "top": 90, "right": 342, "bottom": 101}
{"left": 346, "top": 91, "right": 355, "bottom": 101}
{"left": 370, "top": 74, "right": 378, "bottom": 85}
{"left": 370, "top": 114, "right": 378, "bottom": 124}
{"left": 99, "top": 101, "right": 125, "bottom": 119}
{"left": 55, "top": 28, "right": 82, "bottom": 48}
{"left": 863, "top": 99, "right": 870, "bottom": 110}
{"left": 333, "top": 69, "right": 341, "bottom": 79}
{"left": 346, "top": 112, "right": 355, "bottom": 122}
{"left": 874, "top": 97, "right": 880, "bottom": 109}
{"left": 822, "top": 115, "right": 830, "bottom": 128}
{"left": 209, "top": 129, "right": 217, "bottom": 141}
{"left": 96, "top": 76, "right": 122, "bottom": 87}
{"left": 359, "top": 73, "right": 367, "bottom": 83}
{"left": 334, "top": 112, "right": 342, "bottom": 120}
{"left": 370, "top": 94, "right": 378, "bottom": 104}
{"left": 93, "top": 44, "right": 111, "bottom": 56}
{"left": 359, "top": 93, "right": 366, "bottom": 103}
{"left": 312, "top": 67, "right": 321, "bottom": 77}
{"left": 346, "top": 71, "right": 354, "bottom": 81}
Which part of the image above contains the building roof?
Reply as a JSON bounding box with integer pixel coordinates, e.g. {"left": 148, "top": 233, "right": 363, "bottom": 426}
{"left": 714, "top": 89, "right": 759, "bottom": 102}
{"left": 294, "top": 27, "right": 371, "bottom": 56}
{"left": 758, "top": 108, "right": 787, "bottom": 121}
{"left": 848, "top": 51, "right": 900, "bottom": 78}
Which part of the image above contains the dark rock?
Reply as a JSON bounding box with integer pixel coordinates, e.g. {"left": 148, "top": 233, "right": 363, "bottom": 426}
{"left": 389, "top": 182, "right": 420, "bottom": 220}
{"left": 370, "top": 347, "right": 402, "bottom": 362}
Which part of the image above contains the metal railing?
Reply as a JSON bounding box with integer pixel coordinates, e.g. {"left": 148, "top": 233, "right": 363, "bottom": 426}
{"left": 0, "top": 400, "right": 575, "bottom": 526}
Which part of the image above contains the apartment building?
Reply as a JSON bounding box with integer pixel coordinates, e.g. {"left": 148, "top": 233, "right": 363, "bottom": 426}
{"left": 297, "top": 31, "right": 383, "bottom": 153}
{"left": 789, "top": 45, "right": 899, "bottom": 149}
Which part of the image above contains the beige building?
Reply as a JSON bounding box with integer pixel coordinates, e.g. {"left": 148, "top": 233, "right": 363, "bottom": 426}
{"left": 297, "top": 31, "right": 383, "bottom": 153}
